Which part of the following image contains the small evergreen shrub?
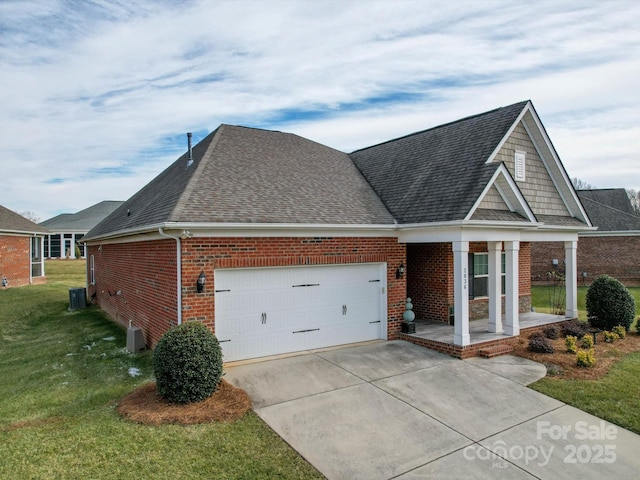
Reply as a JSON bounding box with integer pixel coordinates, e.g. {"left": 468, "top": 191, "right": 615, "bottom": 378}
{"left": 153, "top": 321, "right": 223, "bottom": 404}
{"left": 562, "top": 319, "right": 588, "bottom": 339}
{"left": 576, "top": 348, "right": 596, "bottom": 368}
{"left": 565, "top": 335, "right": 578, "bottom": 354}
{"left": 603, "top": 330, "right": 619, "bottom": 343}
{"left": 612, "top": 325, "right": 626, "bottom": 339}
{"left": 528, "top": 333, "right": 554, "bottom": 353}
{"left": 586, "top": 275, "right": 636, "bottom": 331}
{"left": 581, "top": 334, "right": 594, "bottom": 349}
{"left": 543, "top": 325, "right": 559, "bottom": 340}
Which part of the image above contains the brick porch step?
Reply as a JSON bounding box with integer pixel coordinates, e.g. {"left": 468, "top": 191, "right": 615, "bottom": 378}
{"left": 478, "top": 344, "right": 513, "bottom": 358}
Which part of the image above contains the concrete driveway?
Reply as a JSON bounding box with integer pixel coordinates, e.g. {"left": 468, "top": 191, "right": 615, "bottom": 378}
{"left": 225, "top": 340, "right": 640, "bottom": 480}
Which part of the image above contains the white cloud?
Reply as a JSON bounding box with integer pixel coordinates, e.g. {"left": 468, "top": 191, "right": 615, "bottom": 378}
{"left": 1, "top": 0, "right": 639, "bottom": 220}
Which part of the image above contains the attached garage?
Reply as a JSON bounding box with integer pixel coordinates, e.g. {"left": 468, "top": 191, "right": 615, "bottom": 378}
{"left": 215, "top": 263, "right": 387, "bottom": 361}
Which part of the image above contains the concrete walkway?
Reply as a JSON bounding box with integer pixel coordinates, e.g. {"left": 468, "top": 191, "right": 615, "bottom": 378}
{"left": 225, "top": 340, "right": 640, "bottom": 480}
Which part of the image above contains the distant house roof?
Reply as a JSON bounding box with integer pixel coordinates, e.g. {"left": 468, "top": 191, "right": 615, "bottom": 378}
{"left": 40, "top": 201, "right": 124, "bottom": 232}
{"left": 0, "top": 204, "right": 49, "bottom": 235}
{"left": 577, "top": 189, "right": 640, "bottom": 231}
{"left": 350, "top": 101, "right": 529, "bottom": 223}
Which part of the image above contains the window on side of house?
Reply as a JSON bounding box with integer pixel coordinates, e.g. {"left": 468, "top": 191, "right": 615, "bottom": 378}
{"left": 469, "top": 252, "right": 506, "bottom": 299}
{"left": 31, "top": 236, "right": 44, "bottom": 277}
{"left": 90, "top": 254, "right": 95, "bottom": 285}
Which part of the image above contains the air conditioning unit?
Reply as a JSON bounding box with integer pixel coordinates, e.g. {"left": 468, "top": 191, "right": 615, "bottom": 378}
{"left": 126, "top": 326, "right": 146, "bottom": 353}
{"left": 68, "top": 288, "right": 87, "bottom": 310}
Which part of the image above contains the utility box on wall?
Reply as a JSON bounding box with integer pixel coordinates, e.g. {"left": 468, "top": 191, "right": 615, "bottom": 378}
{"left": 69, "top": 288, "right": 87, "bottom": 310}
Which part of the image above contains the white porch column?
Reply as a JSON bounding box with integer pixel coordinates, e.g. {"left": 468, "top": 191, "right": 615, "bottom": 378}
{"left": 70, "top": 234, "right": 76, "bottom": 259}
{"left": 564, "top": 240, "right": 578, "bottom": 319}
{"left": 488, "top": 241, "right": 503, "bottom": 333}
{"left": 453, "top": 241, "right": 470, "bottom": 346}
{"left": 504, "top": 241, "right": 520, "bottom": 336}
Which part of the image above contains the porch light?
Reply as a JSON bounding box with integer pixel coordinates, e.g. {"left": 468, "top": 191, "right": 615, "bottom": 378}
{"left": 396, "top": 263, "right": 405, "bottom": 279}
{"left": 196, "top": 270, "right": 206, "bottom": 293}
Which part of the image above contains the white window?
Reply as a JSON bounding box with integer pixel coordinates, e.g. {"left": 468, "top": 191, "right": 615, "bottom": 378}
{"left": 469, "top": 253, "right": 505, "bottom": 299}
{"left": 31, "top": 236, "right": 44, "bottom": 277}
{"left": 514, "top": 151, "right": 526, "bottom": 181}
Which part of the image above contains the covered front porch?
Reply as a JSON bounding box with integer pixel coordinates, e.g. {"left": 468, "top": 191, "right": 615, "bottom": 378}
{"left": 399, "top": 312, "right": 572, "bottom": 359}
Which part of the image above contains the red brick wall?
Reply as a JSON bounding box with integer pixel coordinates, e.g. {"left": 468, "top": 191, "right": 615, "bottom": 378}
{"left": 531, "top": 236, "right": 640, "bottom": 286}
{"left": 0, "top": 235, "right": 31, "bottom": 287}
{"left": 407, "top": 242, "right": 531, "bottom": 323}
{"left": 88, "top": 236, "right": 406, "bottom": 348}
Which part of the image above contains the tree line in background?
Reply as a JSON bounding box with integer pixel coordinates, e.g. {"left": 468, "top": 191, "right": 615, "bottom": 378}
{"left": 572, "top": 177, "right": 640, "bottom": 216}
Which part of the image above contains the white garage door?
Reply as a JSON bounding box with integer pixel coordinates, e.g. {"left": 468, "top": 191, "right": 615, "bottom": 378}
{"left": 215, "top": 263, "right": 386, "bottom": 362}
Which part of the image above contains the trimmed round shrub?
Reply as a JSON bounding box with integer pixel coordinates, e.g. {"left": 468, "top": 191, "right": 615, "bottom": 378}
{"left": 153, "top": 321, "right": 223, "bottom": 404}
{"left": 586, "top": 275, "right": 636, "bottom": 331}
{"left": 543, "top": 325, "right": 559, "bottom": 339}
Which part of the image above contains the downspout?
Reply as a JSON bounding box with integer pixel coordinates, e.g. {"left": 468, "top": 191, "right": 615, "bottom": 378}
{"left": 158, "top": 228, "right": 182, "bottom": 325}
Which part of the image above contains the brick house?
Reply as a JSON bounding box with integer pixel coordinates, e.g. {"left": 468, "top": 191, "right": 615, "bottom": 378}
{"left": 0, "top": 204, "right": 49, "bottom": 288}
{"left": 83, "top": 101, "right": 591, "bottom": 361}
{"left": 532, "top": 188, "right": 640, "bottom": 287}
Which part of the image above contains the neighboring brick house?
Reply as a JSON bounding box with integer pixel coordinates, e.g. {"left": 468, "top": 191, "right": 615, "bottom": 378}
{"left": 532, "top": 188, "right": 640, "bottom": 286}
{"left": 40, "top": 200, "right": 123, "bottom": 259}
{"left": 0, "top": 204, "right": 49, "bottom": 288}
{"left": 83, "top": 101, "right": 591, "bottom": 361}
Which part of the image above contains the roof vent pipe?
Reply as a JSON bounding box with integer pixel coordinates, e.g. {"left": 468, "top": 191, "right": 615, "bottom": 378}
{"left": 187, "top": 132, "right": 193, "bottom": 167}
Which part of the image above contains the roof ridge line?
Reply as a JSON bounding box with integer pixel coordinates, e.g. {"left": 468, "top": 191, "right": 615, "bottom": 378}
{"left": 580, "top": 195, "right": 640, "bottom": 219}
{"left": 170, "top": 127, "right": 223, "bottom": 221}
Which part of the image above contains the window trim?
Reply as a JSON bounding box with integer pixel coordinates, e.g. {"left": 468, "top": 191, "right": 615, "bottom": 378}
{"left": 469, "top": 252, "right": 505, "bottom": 299}
{"left": 90, "top": 254, "right": 95, "bottom": 285}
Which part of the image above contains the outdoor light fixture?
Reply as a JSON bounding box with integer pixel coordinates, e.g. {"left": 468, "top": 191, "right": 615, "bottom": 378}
{"left": 196, "top": 270, "right": 206, "bottom": 293}
{"left": 396, "top": 263, "right": 405, "bottom": 279}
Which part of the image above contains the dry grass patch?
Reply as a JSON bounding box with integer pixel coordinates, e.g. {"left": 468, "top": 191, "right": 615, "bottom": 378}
{"left": 118, "top": 379, "right": 251, "bottom": 425}
{"left": 513, "top": 330, "right": 640, "bottom": 380}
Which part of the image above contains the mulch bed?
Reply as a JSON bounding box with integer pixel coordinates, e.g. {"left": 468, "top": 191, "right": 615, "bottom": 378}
{"left": 117, "top": 379, "right": 252, "bottom": 425}
{"left": 512, "top": 329, "right": 640, "bottom": 380}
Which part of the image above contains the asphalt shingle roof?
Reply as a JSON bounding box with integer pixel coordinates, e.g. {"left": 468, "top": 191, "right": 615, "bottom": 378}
{"left": 350, "top": 101, "right": 529, "bottom": 224}
{"left": 40, "top": 201, "right": 124, "bottom": 231}
{"left": 577, "top": 189, "right": 640, "bottom": 231}
{"left": 87, "top": 125, "right": 394, "bottom": 239}
{"left": 0, "top": 204, "right": 49, "bottom": 234}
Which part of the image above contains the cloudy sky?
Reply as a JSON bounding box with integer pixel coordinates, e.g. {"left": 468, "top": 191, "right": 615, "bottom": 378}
{"left": 2, "top": 0, "right": 639, "bottom": 221}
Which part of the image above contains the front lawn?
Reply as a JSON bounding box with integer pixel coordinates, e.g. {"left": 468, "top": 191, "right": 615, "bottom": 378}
{"left": 527, "top": 285, "right": 640, "bottom": 435}
{"left": 0, "top": 260, "right": 323, "bottom": 479}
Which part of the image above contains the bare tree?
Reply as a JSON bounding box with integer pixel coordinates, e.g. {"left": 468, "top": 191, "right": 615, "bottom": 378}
{"left": 571, "top": 177, "right": 594, "bottom": 190}
{"left": 19, "top": 211, "right": 41, "bottom": 223}
{"left": 627, "top": 189, "right": 640, "bottom": 215}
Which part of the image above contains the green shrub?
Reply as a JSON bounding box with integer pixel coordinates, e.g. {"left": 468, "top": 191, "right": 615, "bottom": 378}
{"left": 565, "top": 335, "right": 578, "bottom": 354}
{"left": 603, "top": 330, "right": 619, "bottom": 343}
{"left": 576, "top": 348, "right": 596, "bottom": 368}
{"left": 543, "top": 325, "right": 560, "bottom": 339}
{"left": 153, "top": 321, "right": 223, "bottom": 404}
{"left": 581, "top": 335, "right": 594, "bottom": 349}
{"left": 562, "top": 319, "right": 588, "bottom": 339}
{"left": 528, "top": 332, "right": 554, "bottom": 353}
{"left": 586, "top": 275, "right": 636, "bottom": 331}
{"left": 612, "top": 325, "right": 626, "bottom": 339}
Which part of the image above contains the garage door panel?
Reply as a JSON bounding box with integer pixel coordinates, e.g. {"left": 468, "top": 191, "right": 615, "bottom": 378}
{"left": 215, "top": 264, "right": 386, "bottom": 362}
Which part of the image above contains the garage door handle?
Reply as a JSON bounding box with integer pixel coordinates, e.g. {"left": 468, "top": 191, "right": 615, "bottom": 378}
{"left": 261, "top": 312, "right": 267, "bottom": 324}
{"left": 342, "top": 304, "right": 347, "bottom": 315}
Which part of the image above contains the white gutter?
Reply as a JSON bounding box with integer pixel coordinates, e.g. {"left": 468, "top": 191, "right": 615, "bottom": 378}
{"left": 158, "top": 227, "right": 182, "bottom": 325}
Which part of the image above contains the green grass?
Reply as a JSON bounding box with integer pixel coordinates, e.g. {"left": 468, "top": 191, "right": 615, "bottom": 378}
{"left": 531, "top": 285, "right": 640, "bottom": 323}
{"left": 530, "top": 283, "right": 640, "bottom": 434}
{"left": 529, "top": 353, "right": 640, "bottom": 434}
{"left": 0, "top": 260, "right": 323, "bottom": 479}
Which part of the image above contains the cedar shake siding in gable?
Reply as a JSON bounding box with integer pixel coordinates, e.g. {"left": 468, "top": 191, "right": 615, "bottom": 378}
{"left": 87, "top": 237, "right": 406, "bottom": 348}
{"left": 493, "top": 122, "right": 571, "bottom": 217}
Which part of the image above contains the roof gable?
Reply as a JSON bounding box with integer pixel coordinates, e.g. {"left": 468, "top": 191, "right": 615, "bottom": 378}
{"left": 350, "top": 101, "right": 529, "bottom": 223}
{"left": 0, "top": 204, "right": 49, "bottom": 235}
{"left": 41, "top": 201, "right": 124, "bottom": 231}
